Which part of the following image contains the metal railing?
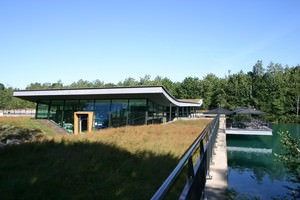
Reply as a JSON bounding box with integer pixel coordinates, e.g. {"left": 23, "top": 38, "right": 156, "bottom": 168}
{"left": 151, "top": 115, "right": 220, "bottom": 200}
{"left": 0, "top": 109, "right": 35, "bottom": 117}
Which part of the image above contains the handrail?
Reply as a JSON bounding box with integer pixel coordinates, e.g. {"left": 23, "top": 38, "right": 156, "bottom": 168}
{"left": 151, "top": 115, "right": 220, "bottom": 200}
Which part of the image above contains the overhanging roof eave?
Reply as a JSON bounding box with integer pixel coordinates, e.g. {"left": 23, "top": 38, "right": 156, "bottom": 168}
{"left": 13, "top": 86, "right": 202, "bottom": 107}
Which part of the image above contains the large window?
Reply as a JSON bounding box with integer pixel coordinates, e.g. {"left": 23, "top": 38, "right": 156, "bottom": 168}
{"left": 63, "top": 100, "right": 80, "bottom": 133}
{"left": 49, "top": 100, "right": 64, "bottom": 126}
{"left": 94, "top": 100, "right": 110, "bottom": 129}
{"left": 36, "top": 102, "right": 49, "bottom": 119}
{"left": 128, "top": 99, "right": 147, "bottom": 125}
{"left": 148, "top": 100, "right": 166, "bottom": 124}
{"left": 111, "top": 99, "right": 128, "bottom": 127}
{"left": 79, "top": 100, "right": 94, "bottom": 111}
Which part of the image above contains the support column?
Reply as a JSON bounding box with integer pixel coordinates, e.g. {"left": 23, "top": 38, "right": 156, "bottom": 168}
{"left": 145, "top": 111, "right": 148, "bottom": 125}
{"left": 47, "top": 101, "right": 51, "bottom": 119}
{"left": 193, "top": 107, "right": 195, "bottom": 118}
{"left": 126, "top": 99, "right": 129, "bottom": 126}
{"left": 61, "top": 100, "right": 65, "bottom": 127}
{"left": 169, "top": 104, "right": 172, "bottom": 122}
{"left": 108, "top": 113, "right": 112, "bottom": 127}
{"left": 145, "top": 99, "right": 149, "bottom": 125}
{"left": 35, "top": 102, "right": 39, "bottom": 119}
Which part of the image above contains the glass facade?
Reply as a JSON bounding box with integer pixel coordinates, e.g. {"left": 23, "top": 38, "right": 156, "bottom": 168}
{"left": 94, "top": 100, "right": 110, "bottom": 129}
{"left": 35, "top": 98, "right": 197, "bottom": 133}
{"left": 49, "top": 100, "right": 64, "bottom": 126}
{"left": 111, "top": 99, "right": 128, "bottom": 127}
{"left": 36, "top": 101, "right": 49, "bottom": 119}
{"left": 148, "top": 100, "right": 166, "bottom": 124}
{"left": 128, "top": 99, "right": 147, "bottom": 125}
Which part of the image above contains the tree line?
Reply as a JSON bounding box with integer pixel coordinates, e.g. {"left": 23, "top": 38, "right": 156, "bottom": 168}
{"left": 1, "top": 61, "right": 299, "bottom": 123}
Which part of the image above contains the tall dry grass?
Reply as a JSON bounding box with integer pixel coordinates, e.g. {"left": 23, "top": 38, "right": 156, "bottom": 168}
{"left": 0, "top": 117, "right": 211, "bottom": 157}
{"left": 58, "top": 118, "right": 212, "bottom": 158}
{"left": 0, "top": 117, "right": 212, "bottom": 199}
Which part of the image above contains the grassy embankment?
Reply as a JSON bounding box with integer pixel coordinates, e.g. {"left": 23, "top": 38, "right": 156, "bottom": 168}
{"left": 0, "top": 117, "right": 56, "bottom": 136}
{"left": 0, "top": 117, "right": 211, "bottom": 200}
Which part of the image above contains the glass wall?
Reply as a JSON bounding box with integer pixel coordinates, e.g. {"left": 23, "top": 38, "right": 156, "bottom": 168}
{"left": 128, "top": 99, "right": 147, "bottom": 125}
{"left": 79, "top": 100, "right": 94, "bottom": 111}
{"left": 49, "top": 100, "right": 64, "bottom": 126}
{"left": 63, "top": 100, "right": 79, "bottom": 133}
{"left": 148, "top": 100, "right": 166, "bottom": 124}
{"left": 94, "top": 100, "right": 110, "bottom": 129}
{"left": 111, "top": 99, "right": 128, "bottom": 127}
{"left": 35, "top": 97, "right": 197, "bottom": 133}
{"left": 36, "top": 102, "right": 49, "bottom": 119}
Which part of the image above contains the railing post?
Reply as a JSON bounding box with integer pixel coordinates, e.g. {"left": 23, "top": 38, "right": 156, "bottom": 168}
{"left": 199, "top": 140, "right": 204, "bottom": 158}
{"left": 188, "top": 157, "right": 194, "bottom": 178}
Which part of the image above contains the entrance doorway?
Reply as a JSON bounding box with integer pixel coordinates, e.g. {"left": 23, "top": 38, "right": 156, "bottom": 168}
{"left": 79, "top": 114, "right": 88, "bottom": 132}
{"left": 74, "top": 112, "right": 94, "bottom": 135}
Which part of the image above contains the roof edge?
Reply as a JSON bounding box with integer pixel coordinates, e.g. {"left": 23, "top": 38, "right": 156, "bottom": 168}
{"left": 13, "top": 86, "right": 202, "bottom": 107}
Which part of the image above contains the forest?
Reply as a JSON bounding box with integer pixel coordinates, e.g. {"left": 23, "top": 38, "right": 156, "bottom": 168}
{"left": 1, "top": 61, "right": 299, "bottom": 123}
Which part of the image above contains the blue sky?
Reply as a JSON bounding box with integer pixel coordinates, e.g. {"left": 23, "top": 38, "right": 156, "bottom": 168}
{"left": 1, "top": 0, "right": 300, "bottom": 88}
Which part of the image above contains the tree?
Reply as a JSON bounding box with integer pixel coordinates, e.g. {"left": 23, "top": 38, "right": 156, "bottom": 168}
{"left": 51, "top": 80, "right": 64, "bottom": 89}
{"left": 199, "top": 74, "right": 219, "bottom": 109}
{"left": 225, "top": 71, "right": 251, "bottom": 109}
{"left": 0, "top": 83, "right": 5, "bottom": 91}
{"left": 93, "top": 79, "right": 105, "bottom": 88}
{"left": 177, "top": 77, "right": 201, "bottom": 99}
{"left": 249, "top": 60, "right": 264, "bottom": 108}
{"left": 153, "top": 76, "right": 163, "bottom": 86}
{"left": 139, "top": 75, "right": 152, "bottom": 86}
{"left": 275, "top": 131, "right": 300, "bottom": 198}
{"left": 121, "top": 77, "right": 138, "bottom": 86}
{"left": 212, "top": 78, "right": 227, "bottom": 108}
{"left": 0, "top": 83, "right": 6, "bottom": 109}
{"left": 69, "top": 79, "right": 93, "bottom": 88}
{"left": 26, "top": 82, "right": 46, "bottom": 90}
{"left": 161, "top": 78, "right": 178, "bottom": 97}
{"left": 1, "top": 61, "right": 299, "bottom": 123}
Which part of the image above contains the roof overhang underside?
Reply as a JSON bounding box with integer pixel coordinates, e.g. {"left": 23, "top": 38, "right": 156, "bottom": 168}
{"left": 13, "top": 87, "right": 202, "bottom": 107}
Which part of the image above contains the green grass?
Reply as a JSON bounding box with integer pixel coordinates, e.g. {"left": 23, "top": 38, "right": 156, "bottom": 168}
{"left": 0, "top": 117, "right": 56, "bottom": 136}
{"left": 0, "top": 117, "right": 211, "bottom": 200}
{"left": 0, "top": 140, "right": 178, "bottom": 199}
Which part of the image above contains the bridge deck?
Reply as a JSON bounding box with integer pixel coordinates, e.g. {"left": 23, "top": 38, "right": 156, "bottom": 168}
{"left": 205, "top": 117, "right": 228, "bottom": 199}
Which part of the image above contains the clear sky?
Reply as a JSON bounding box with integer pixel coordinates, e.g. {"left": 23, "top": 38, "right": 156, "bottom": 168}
{"left": 1, "top": 0, "right": 300, "bottom": 89}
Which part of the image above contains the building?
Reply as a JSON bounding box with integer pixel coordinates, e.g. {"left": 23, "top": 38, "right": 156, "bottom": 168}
{"left": 13, "top": 86, "right": 202, "bottom": 134}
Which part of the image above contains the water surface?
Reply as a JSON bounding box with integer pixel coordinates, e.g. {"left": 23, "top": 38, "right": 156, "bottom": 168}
{"left": 227, "top": 124, "right": 300, "bottom": 199}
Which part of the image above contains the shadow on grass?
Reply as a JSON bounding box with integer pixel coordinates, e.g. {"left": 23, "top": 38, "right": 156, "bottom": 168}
{"left": 0, "top": 140, "right": 179, "bottom": 200}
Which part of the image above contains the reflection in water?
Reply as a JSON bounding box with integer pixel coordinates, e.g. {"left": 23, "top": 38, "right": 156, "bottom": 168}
{"left": 227, "top": 124, "right": 300, "bottom": 199}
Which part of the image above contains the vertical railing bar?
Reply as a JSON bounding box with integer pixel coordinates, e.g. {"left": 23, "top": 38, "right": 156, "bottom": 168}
{"left": 188, "top": 157, "right": 194, "bottom": 178}
{"left": 199, "top": 140, "right": 204, "bottom": 158}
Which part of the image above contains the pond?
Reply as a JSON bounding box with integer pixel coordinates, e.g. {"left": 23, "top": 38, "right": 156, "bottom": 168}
{"left": 227, "top": 124, "right": 300, "bottom": 199}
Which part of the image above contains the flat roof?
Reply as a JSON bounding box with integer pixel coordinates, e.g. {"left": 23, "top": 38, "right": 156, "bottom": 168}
{"left": 13, "top": 86, "right": 202, "bottom": 107}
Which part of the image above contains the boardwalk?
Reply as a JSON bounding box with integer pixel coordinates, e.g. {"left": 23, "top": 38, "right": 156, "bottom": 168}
{"left": 205, "top": 116, "right": 228, "bottom": 199}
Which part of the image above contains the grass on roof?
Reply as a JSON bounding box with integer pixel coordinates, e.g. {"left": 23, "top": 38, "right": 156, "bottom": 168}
{"left": 0, "top": 117, "right": 211, "bottom": 200}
